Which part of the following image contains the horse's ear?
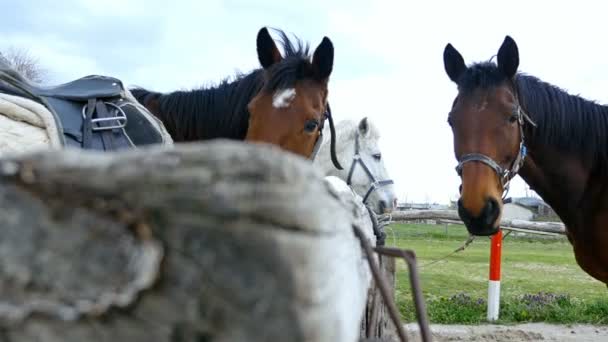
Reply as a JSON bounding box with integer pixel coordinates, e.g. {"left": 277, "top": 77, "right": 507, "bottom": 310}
{"left": 312, "top": 37, "right": 334, "bottom": 80}
{"left": 497, "top": 35, "right": 519, "bottom": 79}
{"left": 443, "top": 43, "right": 467, "bottom": 83}
{"left": 257, "top": 27, "right": 282, "bottom": 69}
{"left": 358, "top": 117, "right": 369, "bottom": 136}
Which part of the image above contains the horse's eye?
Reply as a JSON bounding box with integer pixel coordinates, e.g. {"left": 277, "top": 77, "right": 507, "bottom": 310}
{"left": 509, "top": 114, "right": 518, "bottom": 123}
{"left": 304, "top": 119, "right": 319, "bottom": 133}
{"left": 373, "top": 153, "right": 382, "bottom": 161}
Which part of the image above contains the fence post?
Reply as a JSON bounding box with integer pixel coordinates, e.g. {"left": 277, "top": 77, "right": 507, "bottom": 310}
{"left": 487, "top": 229, "right": 502, "bottom": 321}
{"left": 360, "top": 255, "right": 397, "bottom": 339}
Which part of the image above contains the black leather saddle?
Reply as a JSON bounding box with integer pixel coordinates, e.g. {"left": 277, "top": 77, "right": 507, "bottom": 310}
{"left": 0, "top": 61, "right": 166, "bottom": 151}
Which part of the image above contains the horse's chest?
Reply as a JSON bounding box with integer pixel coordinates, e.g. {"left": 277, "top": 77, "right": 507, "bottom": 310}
{"left": 568, "top": 213, "right": 608, "bottom": 284}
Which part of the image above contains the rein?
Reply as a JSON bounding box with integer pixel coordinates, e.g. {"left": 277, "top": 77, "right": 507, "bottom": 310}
{"left": 346, "top": 129, "right": 394, "bottom": 204}
{"left": 455, "top": 99, "right": 536, "bottom": 199}
{"left": 311, "top": 104, "right": 343, "bottom": 170}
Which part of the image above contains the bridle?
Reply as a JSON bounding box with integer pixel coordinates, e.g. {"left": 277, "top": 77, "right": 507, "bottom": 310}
{"left": 310, "top": 104, "right": 342, "bottom": 171}
{"left": 346, "top": 129, "right": 394, "bottom": 204}
{"left": 454, "top": 95, "right": 537, "bottom": 199}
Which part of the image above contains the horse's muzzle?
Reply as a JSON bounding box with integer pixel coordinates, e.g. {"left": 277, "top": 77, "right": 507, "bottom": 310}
{"left": 458, "top": 197, "right": 500, "bottom": 236}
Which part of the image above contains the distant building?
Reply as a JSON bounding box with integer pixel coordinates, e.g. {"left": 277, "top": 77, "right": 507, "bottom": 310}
{"left": 502, "top": 203, "right": 534, "bottom": 220}
{"left": 397, "top": 202, "right": 429, "bottom": 210}
{"left": 505, "top": 197, "right": 558, "bottom": 220}
{"left": 396, "top": 202, "right": 449, "bottom": 211}
{"left": 430, "top": 203, "right": 449, "bottom": 210}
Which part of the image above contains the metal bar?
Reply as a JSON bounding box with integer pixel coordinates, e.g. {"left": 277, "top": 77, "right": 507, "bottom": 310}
{"left": 352, "top": 225, "right": 410, "bottom": 342}
{"left": 374, "top": 246, "right": 432, "bottom": 342}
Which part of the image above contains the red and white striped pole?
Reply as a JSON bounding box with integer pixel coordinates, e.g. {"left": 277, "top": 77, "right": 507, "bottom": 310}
{"left": 487, "top": 229, "right": 503, "bottom": 321}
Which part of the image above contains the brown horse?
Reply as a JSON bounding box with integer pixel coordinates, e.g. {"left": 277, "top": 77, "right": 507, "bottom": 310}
{"left": 131, "top": 27, "right": 342, "bottom": 169}
{"left": 443, "top": 36, "right": 608, "bottom": 284}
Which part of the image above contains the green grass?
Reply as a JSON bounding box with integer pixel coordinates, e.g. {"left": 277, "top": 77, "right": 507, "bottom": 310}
{"left": 389, "top": 223, "right": 608, "bottom": 324}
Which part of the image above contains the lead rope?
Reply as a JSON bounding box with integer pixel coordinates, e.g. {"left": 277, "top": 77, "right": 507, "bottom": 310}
{"left": 365, "top": 205, "right": 386, "bottom": 246}
{"left": 420, "top": 234, "right": 476, "bottom": 268}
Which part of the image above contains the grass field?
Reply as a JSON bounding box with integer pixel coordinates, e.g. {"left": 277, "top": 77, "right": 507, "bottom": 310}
{"left": 390, "top": 223, "right": 608, "bottom": 324}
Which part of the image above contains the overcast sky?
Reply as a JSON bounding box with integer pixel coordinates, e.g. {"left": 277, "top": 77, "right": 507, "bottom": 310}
{"left": 3, "top": 0, "right": 608, "bottom": 203}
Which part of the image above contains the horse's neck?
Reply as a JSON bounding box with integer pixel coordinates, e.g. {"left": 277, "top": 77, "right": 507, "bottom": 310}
{"left": 158, "top": 74, "right": 260, "bottom": 142}
{"left": 519, "top": 142, "right": 591, "bottom": 226}
{"left": 515, "top": 76, "right": 608, "bottom": 227}
{"left": 317, "top": 127, "right": 353, "bottom": 177}
{"left": 321, "top": 144, "right": 352, "bottom": 177}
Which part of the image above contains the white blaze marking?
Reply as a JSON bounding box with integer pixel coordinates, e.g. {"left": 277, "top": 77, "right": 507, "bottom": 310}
{"left": 272, "top": 88, "right": 296, "bottom": 108}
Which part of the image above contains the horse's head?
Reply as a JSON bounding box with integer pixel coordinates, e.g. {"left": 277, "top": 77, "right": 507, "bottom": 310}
{"left": 245, "top": 27, "right": 342, "bottom": 169}
{"left": 443, "top": 36, "right": 529, "bottom": 236}
{"left": 348, "top": 118, "right": 397, "bottom": 214}
{"left": 315, "top": 118, "right": 396, "bottom": 214}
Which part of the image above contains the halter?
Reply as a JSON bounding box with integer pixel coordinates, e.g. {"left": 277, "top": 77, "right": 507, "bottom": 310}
{"left": 346, "top": 129, "right": 394, "bottom": 204}
{"left": 455, "top": 99, "right": 536, "bottom": 199}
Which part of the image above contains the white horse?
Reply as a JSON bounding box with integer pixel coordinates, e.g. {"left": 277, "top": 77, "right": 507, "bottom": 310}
{"left": 314, "top": 117, "right": 397, "bottom": 215}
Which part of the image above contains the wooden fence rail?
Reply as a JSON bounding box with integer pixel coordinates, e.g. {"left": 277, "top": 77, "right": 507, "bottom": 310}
{"left": 390, "top": 209, "right": 566, "bottom": 235}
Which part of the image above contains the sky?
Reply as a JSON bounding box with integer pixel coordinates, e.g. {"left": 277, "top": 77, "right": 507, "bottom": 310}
{"left": 2, "top": 0, "right": 608, "bottom": 203}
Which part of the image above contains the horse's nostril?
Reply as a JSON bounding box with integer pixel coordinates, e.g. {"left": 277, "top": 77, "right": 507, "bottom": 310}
{"left": 483, "top": 198, "right": 500, "bottom": 225}
{"left": 457, "top": 199, "right": 472, "bottom": 221}
{"left": 458, "top": 197, "right": 500, "bottom": 235}
{"left": 488, "top": 198, "right": 499, "bottom": 215}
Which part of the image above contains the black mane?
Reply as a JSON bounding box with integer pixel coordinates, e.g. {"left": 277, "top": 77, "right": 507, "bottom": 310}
{"left": 456, "top": 62, "right": 608, "bottom": 168}
{"left": 131, "top": 29, "right": 316, "bottom": 142}
{"left": 262, "top": 30, "right": 315, "bottom": 91}
{"left": 132, "top": 72, "right": 262, "bottom": 141}
{"left": 516, "top": 74, "right": 608, "bottom": 166}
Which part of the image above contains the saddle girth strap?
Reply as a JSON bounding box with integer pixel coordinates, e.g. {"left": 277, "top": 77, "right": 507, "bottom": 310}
{"left": 82, "top": 98, "right": 96, "bottom": 149}
{"left": 94, "top": 100, "right": 116, "bottom": 150}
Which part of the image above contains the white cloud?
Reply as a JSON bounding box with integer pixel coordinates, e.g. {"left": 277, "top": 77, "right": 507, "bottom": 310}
{"left": 3, "top": 0, "right": 608, "bottom": 203}
{"left": 0, "top": 32, "right": 106, "bottom": 81}
{"left": 323, "top": 0, "right": 608, "bottom": 202}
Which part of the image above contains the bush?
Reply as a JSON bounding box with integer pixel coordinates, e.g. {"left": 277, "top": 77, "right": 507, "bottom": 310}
{"left": 399, "top": 291, "right": 608, "bottom": 324}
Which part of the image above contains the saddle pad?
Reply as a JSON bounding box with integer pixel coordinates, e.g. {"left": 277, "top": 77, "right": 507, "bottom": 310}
{"left": 0, "top": 93, "right": 62, "bottom": 157}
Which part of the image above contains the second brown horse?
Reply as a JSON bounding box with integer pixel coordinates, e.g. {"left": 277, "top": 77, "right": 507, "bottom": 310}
{"left": 444, "top": 35, "right": 608, "bottom": 285}
{"left": 131, "top": 27, "right": 342, "bottom": 169}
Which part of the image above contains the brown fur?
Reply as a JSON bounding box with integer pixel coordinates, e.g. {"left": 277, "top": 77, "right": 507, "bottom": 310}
{"left": 451, "top": 87, "right": 518, "bottom": 223}
{"left": 444, "top": 35, "right": 608, "bottom": 284}
{"left": 246, "top": 81, "right": 328, "bottom": 157}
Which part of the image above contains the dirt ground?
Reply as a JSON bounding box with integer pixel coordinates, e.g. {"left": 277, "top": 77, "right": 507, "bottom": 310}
{"left": 403, "top": 323, "right": 608, "bottom": 341}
